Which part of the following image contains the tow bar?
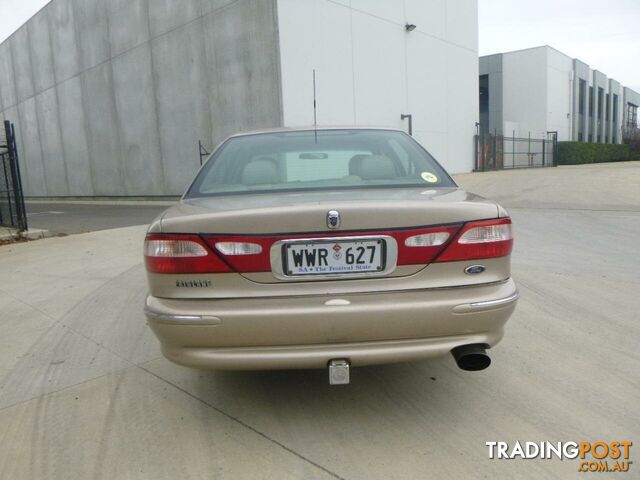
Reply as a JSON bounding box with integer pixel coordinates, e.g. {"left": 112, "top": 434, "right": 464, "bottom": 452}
{"left": 328, "top": 359, "right": 350, "bottom": 385}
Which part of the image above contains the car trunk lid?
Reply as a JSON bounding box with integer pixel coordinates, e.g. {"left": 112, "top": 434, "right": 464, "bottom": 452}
{"left": 161, "top": 187, "right": 499, "bottom": 234}
{"left": 153, "top": 187, "right": 502, "bottom": 285}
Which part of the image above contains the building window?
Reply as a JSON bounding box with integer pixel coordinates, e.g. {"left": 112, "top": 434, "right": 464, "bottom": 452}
{"left": 613, "top": 94, "right": 618, "bottom": 123}
{"left": 578, "top": 80, "right": 586, "bottom": 114}
{"left": 597, "top": 135, "right": 601, "bottom": 143}
{"left": 605, "top": 135, "right": 609, "bottom": 144}
{"left": 627, "top": 103, "right": 638, "bottom": 128}
{"left": 588, "top": 134, "right": 592, "bottom": 142}
{"left": 613, "top": 134, "right": 617, "bottom": 143}
{"left": 578, "top": 132, "right": 583, "bottom": 141}
{"left": 597, "top": 87, "right": 604, "bottom": 119}
{"left": 479, "top": 74, "right": 489, "bottom": 135}
{"left": 589, "top": 86, "right": 594, "bottom": 117}
{"left": 606, "top": 94, "right": 610, "bottom": 121}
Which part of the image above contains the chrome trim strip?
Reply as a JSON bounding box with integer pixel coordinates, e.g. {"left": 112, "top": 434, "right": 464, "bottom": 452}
{"left": 145, "top": 308, "right": 221, "bottom": 322}
{"left": 145, "top": 308, "right": 222, "bottom": 325}
{"left": 144, "top": 310, "right": 203, "bottom": 322}
{"left": 468, "top": 291, "right": 519, "bottom": 309}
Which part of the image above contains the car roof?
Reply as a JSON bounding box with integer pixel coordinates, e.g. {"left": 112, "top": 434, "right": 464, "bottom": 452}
{"left": 227, "top": 126, "right": 406, "bottom": 139}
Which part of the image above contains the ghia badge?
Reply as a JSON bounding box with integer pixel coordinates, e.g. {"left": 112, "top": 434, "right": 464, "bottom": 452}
{"left": 327, "top": 210, "right": 340, "bottom": 229}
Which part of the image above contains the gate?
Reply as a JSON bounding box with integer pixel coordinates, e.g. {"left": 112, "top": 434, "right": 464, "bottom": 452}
{"left": 475, "top": 131, "right": 557, "bottom": 171}
{"left": 0, "top": 120, "right": 28, "bottom": 231}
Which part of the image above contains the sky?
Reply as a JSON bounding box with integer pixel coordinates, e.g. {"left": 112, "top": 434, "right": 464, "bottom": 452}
{"left": 0, "top": 0, "right": 48, "bottom": 44}
{"left": 479, "top": 0, "right": 640, "bottom": 91}
{"left": 0, "top": 0, "right": 639, "bottom": 91}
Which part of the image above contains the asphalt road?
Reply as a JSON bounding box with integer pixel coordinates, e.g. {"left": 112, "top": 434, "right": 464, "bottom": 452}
{"left": 0, "top": 163, "right": 638, "bottom": 479}
{"left": 25, "top": 201, "right": 173, "bottom": 235}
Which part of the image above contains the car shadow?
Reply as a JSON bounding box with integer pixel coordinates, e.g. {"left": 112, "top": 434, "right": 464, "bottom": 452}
{"left": 176, "top": 357, "right": 480, "bottom": 423}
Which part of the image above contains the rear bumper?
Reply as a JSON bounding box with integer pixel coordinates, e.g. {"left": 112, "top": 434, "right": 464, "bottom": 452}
{"left": 145, "top": 279, "right": 518, "bottom": 369}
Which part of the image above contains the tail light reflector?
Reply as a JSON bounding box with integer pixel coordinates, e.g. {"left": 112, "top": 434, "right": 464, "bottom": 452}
{"left": 404, "top": 232, "right": 450, "bottom": 247}
{"left": 459, "top": 223, "right": 512, "bottom": 244}
{"left": 144, "top": 234, "right": 231, "bottom": 273}
{"left": 395, "top": 226, "right": 460, "bottom": 265}
{"left": 214, "top": 242, "right": 263, "bottom": 256}
{"left": 203, "top": 236, "right": 274, "bottom": 272}
{"left": 435, "top": 218, "right": 513, "bottom": 262}
{"left": 145, "top": 238, "right": 208, "bottom": 257}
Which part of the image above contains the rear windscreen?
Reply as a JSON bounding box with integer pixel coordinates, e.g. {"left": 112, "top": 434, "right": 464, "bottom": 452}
{"left": 186, "top": 129, "right": 455, "bottom": 197}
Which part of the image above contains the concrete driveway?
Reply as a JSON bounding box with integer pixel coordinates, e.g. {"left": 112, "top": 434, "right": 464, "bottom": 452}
{"left": 0, "top": 163, "right": 638, "bottom": 479}
{"left": 25, "top": 200, "right": 174, "bottom": 235}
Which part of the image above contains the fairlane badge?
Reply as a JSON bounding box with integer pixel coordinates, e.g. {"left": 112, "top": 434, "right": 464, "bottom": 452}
{"left": 176, "top": 280, "right": 212, "bottom": 288}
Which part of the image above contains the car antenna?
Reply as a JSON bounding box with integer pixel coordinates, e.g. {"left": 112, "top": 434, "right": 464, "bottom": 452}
{"left": 313, "top": 69, "right": 318, "bottom": 144}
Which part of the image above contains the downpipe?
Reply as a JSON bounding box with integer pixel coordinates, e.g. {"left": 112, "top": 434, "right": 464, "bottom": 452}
{"left": 451, "top": 344, "right": 491, "bottom": 371}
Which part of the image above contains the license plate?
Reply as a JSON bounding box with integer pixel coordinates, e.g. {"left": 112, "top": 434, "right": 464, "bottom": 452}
{"left": 284, "top": 239, "right": 385, "bottom": 276}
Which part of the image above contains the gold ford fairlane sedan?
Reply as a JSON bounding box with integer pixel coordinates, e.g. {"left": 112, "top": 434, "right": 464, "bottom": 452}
{"left": 144, "top": 127, "right": 517, "bottom": 384}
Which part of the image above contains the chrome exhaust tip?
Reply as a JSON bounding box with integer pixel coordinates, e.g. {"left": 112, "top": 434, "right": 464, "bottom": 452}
{"left": 328, "top": 359, "right": 350, "bottom": 385}
{"left": 451, "top": 344, "right": 491, "bottom": 371}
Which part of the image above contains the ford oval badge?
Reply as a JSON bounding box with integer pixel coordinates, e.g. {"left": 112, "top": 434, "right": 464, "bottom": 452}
{"left": 327, "top": 210, "right": 340, "bottom": 229}
{"left": 464, "top": 264, "right": 486, "bottom": 275}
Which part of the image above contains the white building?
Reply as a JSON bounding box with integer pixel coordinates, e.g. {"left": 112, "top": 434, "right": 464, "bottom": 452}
{"left": 479, "top": 45, "right": 640, "bottom": 143}
{"left": 278, "top": 0, "right": 479, "bottom": 175}
{"left": 0, "top": 0, "right": 479, "bottom": 197}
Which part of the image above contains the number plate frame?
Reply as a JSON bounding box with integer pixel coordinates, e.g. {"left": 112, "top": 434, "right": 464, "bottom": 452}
{"left": 270, "top": 235, "right": 398, "bottom": 281}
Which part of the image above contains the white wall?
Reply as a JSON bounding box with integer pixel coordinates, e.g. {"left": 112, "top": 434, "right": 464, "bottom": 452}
{"left": 546, "top": 48, "right": 573, "bottom": 140}
{"left": 277, "top": 0, "right": 479, "bottom": 173}
{"left": 502, "top": 47, "right": 548, "bottom": 138}
{"left": 502, "top": 46, "right": 572, "bottom": 140}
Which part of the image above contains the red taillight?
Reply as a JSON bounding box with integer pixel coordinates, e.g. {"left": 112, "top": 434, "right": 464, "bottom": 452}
{"left": 394, "top": 226, "right": 461, "bottom": 265}
{"left": 203, "top": 236, "right": 274, "bottom": 272}
{"left": 202, "top": 226, "right": 463, "bottom": 272}
{"left": 146, "top": 220, "right": 511, "bottom": 275}
{"left": 144, "top": 234, "right": 231, "bottom": 273}
{"left": 435, "top": 218, "right": 513, "bottom": 262}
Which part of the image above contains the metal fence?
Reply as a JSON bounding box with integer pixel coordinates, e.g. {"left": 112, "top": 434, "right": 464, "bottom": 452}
{"left": 0, "top": 120, "right": 28, "bottom": 231}
{"left": 474, "top": 131, "right": 558, "bottom": 171}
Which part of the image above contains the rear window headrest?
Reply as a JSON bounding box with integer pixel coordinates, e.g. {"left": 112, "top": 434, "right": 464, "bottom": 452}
{"left": 353, "top": 154, "right": 397, "bottom": 180}
{"left": 241, "top": 157, "right": 280, "bottom": 185}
